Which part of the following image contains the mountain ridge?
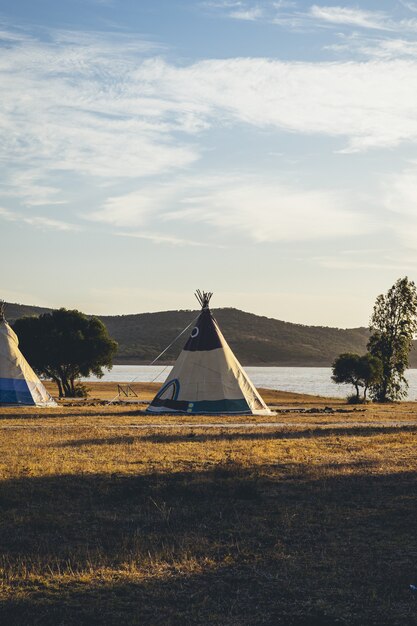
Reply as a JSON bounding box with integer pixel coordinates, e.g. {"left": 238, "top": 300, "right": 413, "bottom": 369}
{"left": 2, "top": 300, "right": 387, "bottom": 367}
{"left": 4, "top": 300, "right": 416, "bottom": 367}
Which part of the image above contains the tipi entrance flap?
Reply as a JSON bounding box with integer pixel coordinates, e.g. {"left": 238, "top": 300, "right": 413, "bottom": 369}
{"left": 164, "top": 350, "right": 249, "bottom": 400}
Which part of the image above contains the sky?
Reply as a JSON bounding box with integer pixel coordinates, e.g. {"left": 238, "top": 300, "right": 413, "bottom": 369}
{"left": 1, "top": 0, "right": 417, "bottom": 327}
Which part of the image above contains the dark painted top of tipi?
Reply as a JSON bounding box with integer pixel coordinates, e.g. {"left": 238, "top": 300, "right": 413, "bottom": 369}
{"left": 183, "top": 294, "right": 222, "bottom": 352}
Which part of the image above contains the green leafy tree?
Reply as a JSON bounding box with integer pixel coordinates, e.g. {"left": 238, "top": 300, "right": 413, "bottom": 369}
{"left": 331, "top": 352, "right": 382, "bottom": 402}
{"left": 356, "top": 353, "right": 383, "bottom": 401}
{"left": 13, "top": 309, "right": 118, "bottom": 398}
{"left": 368, "top": 277, "right": 417, "bottom": 402}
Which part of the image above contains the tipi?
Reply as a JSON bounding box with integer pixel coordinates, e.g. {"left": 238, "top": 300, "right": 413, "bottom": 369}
{"left": 147, "top": 291, "right": 274, "bottom": 415}
{"left": 0, "top": 303, "right": 56, "bottom": 406}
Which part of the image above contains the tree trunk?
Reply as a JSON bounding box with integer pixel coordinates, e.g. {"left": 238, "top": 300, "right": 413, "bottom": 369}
{"left": 58, "top": 375, "right": 80, "bottom": 397}
{"left": 355, "top": 383, "right": 360, "bottom": 401}
{"left": 381, "top": 375, "right": 389, "bottom": 402}
{"left": 61, "top": 377, "right": 72, "bottom": 397}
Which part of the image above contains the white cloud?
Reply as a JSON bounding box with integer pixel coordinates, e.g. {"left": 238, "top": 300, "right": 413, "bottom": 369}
{"left": 309, "top": 6, "right": 390, "bottom": 30}
{"left": 88, "top": 189, "right": 167, "bottom": 226}
{"left": 4, "top": 24, "right": 417, "bottom": 204}
{"left": 0, "top": 30, "right": 198, "bottom": 189}
{"left": 135, "top": 56, "right": 417, "bottom": 152}
{"left": 168, "top": 178, "right": 368, "bottom": 242}
{"left": 4, "top": 22, "right": 417, "bottom": 247}
{"left": 89, "top": 175, "right": 370, "bottom": 244}
{"left": 272, "top": 1, "right": 296, "bottom": 7}
{"left": 229, "top": 6, "right": 264, "bottom": 20}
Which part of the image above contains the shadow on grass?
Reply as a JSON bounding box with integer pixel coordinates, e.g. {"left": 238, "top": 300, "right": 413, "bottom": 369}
{"left": 143, "top": 425, "right": 417, "bottom": 444}
{"left": 0, "top": 409, "right": 148, "bottom": 420}
{"left": 0, "top": 464, "right": 416, "bottom": 625}
{"left": 55, "top": 425, "right": 417, "bottom": 448}
{"left": 0, "top": 570, "right": 347, "bottom": 626}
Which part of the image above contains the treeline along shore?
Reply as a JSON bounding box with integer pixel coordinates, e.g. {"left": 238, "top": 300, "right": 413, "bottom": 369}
{"left": 6, "top": 301, "right": 417, "bottom": 367}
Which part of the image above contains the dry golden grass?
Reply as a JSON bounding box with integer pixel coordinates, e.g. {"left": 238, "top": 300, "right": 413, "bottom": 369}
{"left": 0, "top": 384, "right": 417, "bottom": 624}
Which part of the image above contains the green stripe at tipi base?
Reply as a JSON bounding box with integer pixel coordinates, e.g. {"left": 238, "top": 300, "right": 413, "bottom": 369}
{"left": 147, "top": 397, "right": 251, "bottom": 414}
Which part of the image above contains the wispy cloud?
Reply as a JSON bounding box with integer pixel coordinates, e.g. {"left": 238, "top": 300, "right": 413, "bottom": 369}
{"left": 23, "top": 216, "right": 80, "bottom": 231}
{"left": 0, "top": 28, "right": 33, "bottom": 43}
{"left": 206, "top": 1, "right": 417, "bottom": 33}
{"left": 325, "top": 34, "right": 417, "bottom": 60}
{"left": 0, "top": 207, "right": 80, "bottom": 231}
{"left": 309, "top": 6, "right": 390, "bottom": 30}
{"left": 309, "top": 6, "right": 417, "bottom": 34}
{"left": 201, "top": 1, "right": 244, "bottom": 9}
{"left": 167, "top": 177, "right": 371, "bottom": 243}
{"left": 0, "top": 29, "right": 198, "bottom": 190}
{"left": 4, "top": 22, "right": 417, "bottom": 247}
{"left": 0, "top": 170, "right": 67, "bottom": 207}
{"left": 400, "top": 0, "right": 417, "bottom": 12}
{"left": 116, "top": 231, "right": 214, "bottom": 247}
{"left": 88, "top": 175, "right": 372, "bottom": 244}
{"left": 87, "top": 190, "right": 161, "bottom": 227}
{"left": 229, "top": 6, "right": 264, "bottom": 20}
{"left": 4, "top": 22, "right": 417, "bottom": 234}
{"left": 273, "top": 1, "right": 297, "bottom": 8}
{"left": 133, "top": 56, "right": 417, "bottom": 152}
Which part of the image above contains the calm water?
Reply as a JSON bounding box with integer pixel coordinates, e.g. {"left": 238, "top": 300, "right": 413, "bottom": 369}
{"left": 85, "top": 365, "right": 417, "bottom": 400}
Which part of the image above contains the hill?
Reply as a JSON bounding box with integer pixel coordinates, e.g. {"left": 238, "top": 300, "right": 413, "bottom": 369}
{"left": 2, "top": 301, "right": 385, "bottom": 366}
{"left": 100, "top": 308, "right": 373, "bottom": 366}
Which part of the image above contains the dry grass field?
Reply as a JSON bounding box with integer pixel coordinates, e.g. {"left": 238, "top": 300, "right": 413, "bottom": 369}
{"left": 0, "top": 382, "right": 416, "bottom": 625}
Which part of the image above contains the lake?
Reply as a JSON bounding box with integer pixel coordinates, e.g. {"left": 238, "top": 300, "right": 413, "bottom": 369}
{"left": 85, "top": 365, "right": 417, "bottom": 400}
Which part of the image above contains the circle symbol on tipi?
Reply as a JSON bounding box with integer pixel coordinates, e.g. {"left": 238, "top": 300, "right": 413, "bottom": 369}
{"left": 191, "top": 327, "right": 199, "bottom": 338}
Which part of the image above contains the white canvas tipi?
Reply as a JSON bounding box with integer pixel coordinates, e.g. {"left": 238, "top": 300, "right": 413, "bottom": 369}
{"left": 0, "top": 303, "right": 57, "bottom": 406}
{"left": 147, "top": 291, "right": 274, "bottom": 415}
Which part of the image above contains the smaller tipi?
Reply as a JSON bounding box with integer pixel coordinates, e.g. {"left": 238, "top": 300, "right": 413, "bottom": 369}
{"left": 0, "top": 303, "right": 57, "bottom": 406}
{"left": 147, "top": 291, "right": 274, "bottom": 415}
